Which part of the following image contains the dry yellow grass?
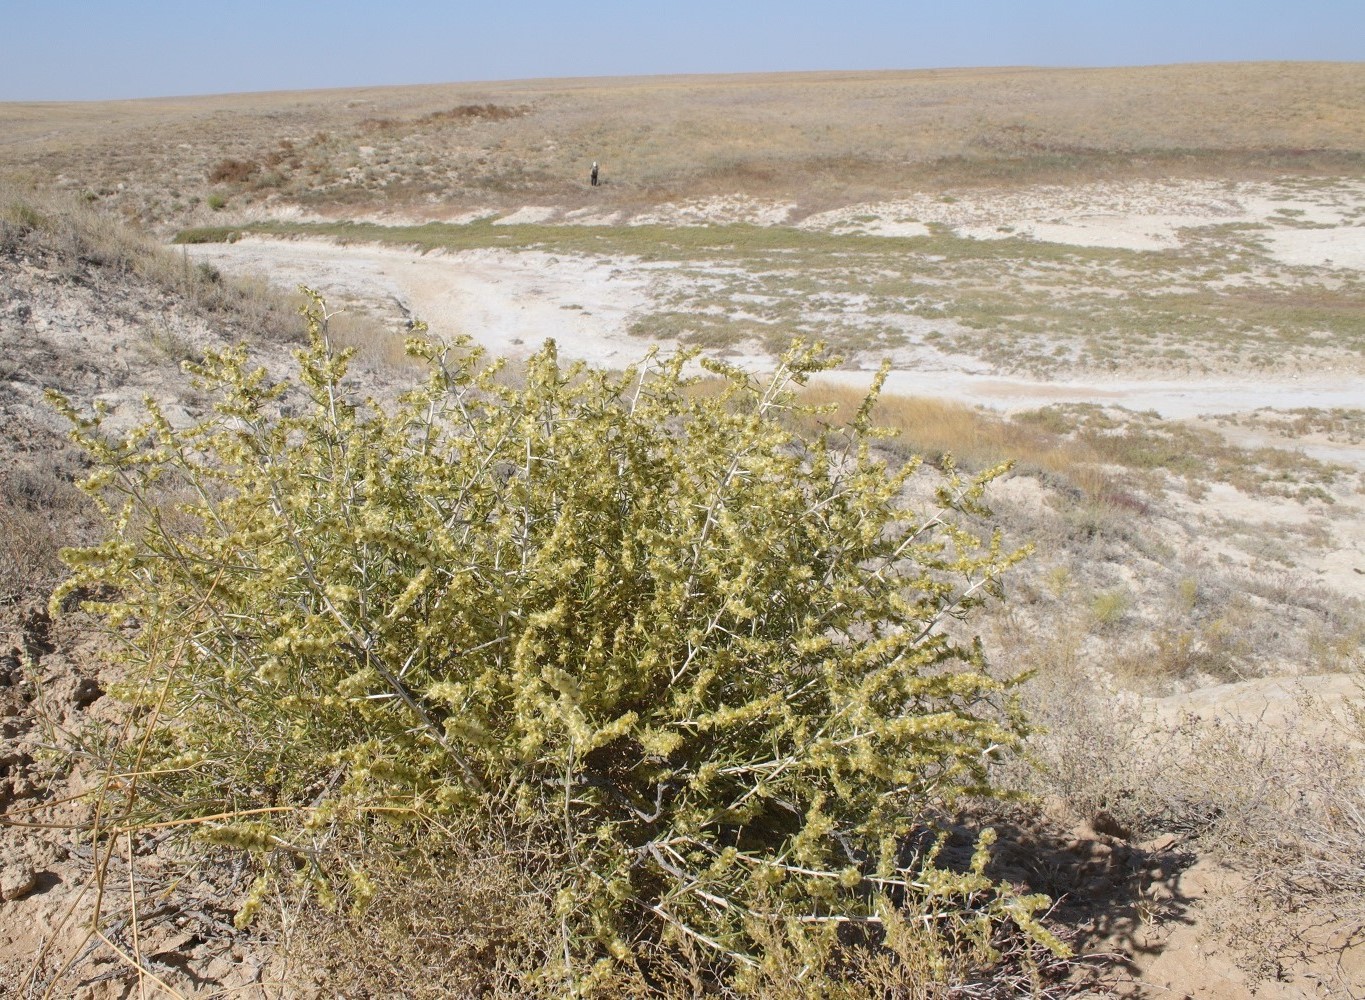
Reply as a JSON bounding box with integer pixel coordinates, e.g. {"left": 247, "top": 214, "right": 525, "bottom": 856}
{"left": 2, "top": 63, "right": 1362, "bottom": 232}
{"left": 796, "top": 384, "right": 1115, "bottom": 499}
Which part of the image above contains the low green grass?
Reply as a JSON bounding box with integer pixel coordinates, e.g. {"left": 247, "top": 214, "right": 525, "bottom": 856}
{"left": 175, "top": 216, "right": 1177, "bottom": 264}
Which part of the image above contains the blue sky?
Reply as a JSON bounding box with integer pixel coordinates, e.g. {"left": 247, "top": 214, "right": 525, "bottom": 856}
{"left": 2, "top": 0, "right": 1361, "bottom": 101}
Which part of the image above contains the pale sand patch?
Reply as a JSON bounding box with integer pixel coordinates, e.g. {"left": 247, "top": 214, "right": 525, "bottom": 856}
{"left": 1240, "top": 181, "right": 1365, "bottom": 227}
{"left": 1194, "top": 419, "right": 1365, "bottom": 469}
{"left": 184, "top": 238, "right": 661, "bottom": 366}
{"left": 631, "top": 195, "right": 796, "bottom": 227}
{"left": 441, "top": 208, "right": 502, "bottom": 225}
{"left": 245, "top": 203, "right": 333, "bottom": 225}
{"left": 798, "top": 178, "right": 1365, "bottom": 261}
{"left": 1150, "top": 673, "right": 1362, "bottom": 734}
{"left": 958, "top": 214, "right": 1226, "bottom": 250}
{"left": 493, "top": 205, "right": 559, "bottom": 225}
{"left": 800, "top": 179, "right": 1250, "bottom": 243}
{"left": 1259, "top": 224, "right": 1365, "bottom": 270}
{"left": 801, "top": 198, "right": 1234, "bottom": 250}
{"left": 812, "top": 368, "right": 1365, "bottom": 421}
{"left": 395, "top": 248, "right": 664, "bottom": 365}
{"left": 856, "top": 220, "right": 932, "bottom": 238}
{"left": 246, "top": 203, "right": 496, "bottom": 227}
{"left": 561, "top": 207, "right": 627, "bottom": 225}
{"left": 1161, "top": 479, "right": 1365, "bottom": 601}
{"left": 801, "top": 210, "right": 932, "bottom": 239}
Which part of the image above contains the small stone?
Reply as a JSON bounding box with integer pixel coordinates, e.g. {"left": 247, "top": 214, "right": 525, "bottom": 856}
{"left": 1, "top": 864, "right": 38, "bottom": 901}
{"left": 0, "top": 651, "right": 21, "bottom": 686}
{"left": 9, "top": 776, "right": 35, "bottom": 799}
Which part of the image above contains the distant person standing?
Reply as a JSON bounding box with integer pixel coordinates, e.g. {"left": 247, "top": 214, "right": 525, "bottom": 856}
{"left": 590, "top": 161, "right": 599, "bottom": 187}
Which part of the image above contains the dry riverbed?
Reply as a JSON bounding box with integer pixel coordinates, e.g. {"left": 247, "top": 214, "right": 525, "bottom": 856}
{"left": 188, "top": 176, "right": 1365, "bottom": 417}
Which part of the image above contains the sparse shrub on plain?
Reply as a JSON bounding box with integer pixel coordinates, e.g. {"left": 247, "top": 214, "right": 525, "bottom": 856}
{"left": 1088, "top": 589, "right": 1127, "bottom": 627}
{"left": 207, "top": 158, "right": 259, "bottom": 184}
{"left": 52, "top": 294, "right": 1063, "bottom": 990}
{"left": 361, "top": 103, "right": 532, "bottom": 133}
{"left": 1173, "top": 576, "right": 1199, "bottom": 614}
{"left": 1044, "top": 566, "right": 1072, "bottom": 600}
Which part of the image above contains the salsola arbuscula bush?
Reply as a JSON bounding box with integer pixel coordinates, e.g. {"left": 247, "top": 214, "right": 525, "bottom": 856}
{"left": 51, "top": 291, "right": 1065, "bottom": 991}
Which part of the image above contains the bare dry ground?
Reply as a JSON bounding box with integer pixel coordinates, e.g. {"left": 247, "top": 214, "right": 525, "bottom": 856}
{"left": 1, "top": 64, "right": 1364, "bottom": 998}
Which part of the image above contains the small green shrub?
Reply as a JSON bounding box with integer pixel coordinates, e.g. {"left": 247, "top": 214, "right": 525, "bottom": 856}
{"left": 172, "top": 226, "right": 241, "bottom": 244}
{"left": 1044, "top": 565, "right": 1072, "bottom": 599}
{"left": 206, "top": 193, "right": 228, "bottom": 211}
{"left": 1175, "top": 576, "right": 1199, "bottom": 614}
{"left": 1089, "top": 588, "right": 1128, "bottom": 626}
{"left": 52, "top": 294, "right": 1059, "bottom": 988}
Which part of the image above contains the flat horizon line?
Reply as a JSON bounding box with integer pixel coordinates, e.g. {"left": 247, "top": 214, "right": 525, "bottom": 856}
{"left": 3, "top": 59, "right": 1358, "bottom": 107}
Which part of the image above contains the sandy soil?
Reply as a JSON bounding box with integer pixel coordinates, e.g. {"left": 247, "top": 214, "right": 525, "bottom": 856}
{"left": 799, "top": 178, "right": 1365, "bottom": 256}
{"left": 188, "top": 239, "right": 663, "bottom": 368}
{"left": 195, "top": 223, "right": 1365, "bottom": 416}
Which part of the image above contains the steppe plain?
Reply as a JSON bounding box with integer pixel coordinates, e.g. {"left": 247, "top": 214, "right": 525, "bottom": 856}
{"left": 1, "top": 63, "right": 1364, "bottom": 997}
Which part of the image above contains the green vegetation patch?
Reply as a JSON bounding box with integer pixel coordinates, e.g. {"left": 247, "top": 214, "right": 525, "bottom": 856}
{"left": 172, "top": 226, "right": 243, "bottom": 244}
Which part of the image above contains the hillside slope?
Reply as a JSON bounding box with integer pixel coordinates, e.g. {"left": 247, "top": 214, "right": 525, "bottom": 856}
{"left": 2, "top": 63, "right": 1362, "bottom": 232}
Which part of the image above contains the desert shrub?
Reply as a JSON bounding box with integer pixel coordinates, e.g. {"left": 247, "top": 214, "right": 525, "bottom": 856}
{"left": 425, "top": 102, "right": 530, "bottom": 123}
{"left": 360, "top": 104, "right": 531, "bottom": 134}
{"left": 207, "top": 158, "right": 259, "bottom": 184}
{"left": 52, "top": 294, "right": 1060, "bottom": 989}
